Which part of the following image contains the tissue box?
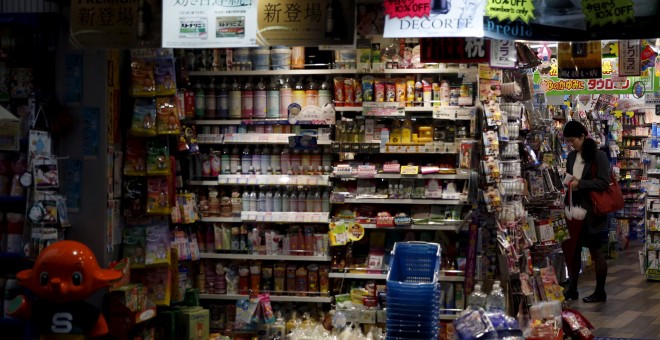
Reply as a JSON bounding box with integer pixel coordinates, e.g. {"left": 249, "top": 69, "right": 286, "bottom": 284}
{"left": 180, "top": 307, "right": 210, "bottom": 340}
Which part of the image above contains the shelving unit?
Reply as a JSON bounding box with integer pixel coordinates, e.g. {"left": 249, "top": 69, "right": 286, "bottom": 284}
{"left": 188, "top": 67, "right": 478, "bottom": 77}
{"left": 338, "top": 198, "right": 463, "bottom": 205}
{"left": 199, "top": 253, "right": 331, "bottom": 262}
{"left": 199, "top": 293, "right": 332, "bottom": 303}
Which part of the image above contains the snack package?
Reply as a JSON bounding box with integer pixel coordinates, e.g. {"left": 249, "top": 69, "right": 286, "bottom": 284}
{"left": 131, "top": 49, "right": 156, "bottom": 97}
{"left": 130, "top": 98, "right": 157, "bottom": 137}
{"left": 333, "top": 77, "right": 345, "bottom": 106}
{"left": 146, "top": 223, "right": 171, "bottom": 265}
{"left": 362, "top": 76, "right": 374, "bottom": 102}
{"left": 154, "top": 50, "right": 177, "bottom": 96}
{"left": 145, "top": 265, "right": 171, "bottom": 306}
{"left": 156, "top": 96, "right": 181, "bottom": 135}
{"left": 124, "top": 177, "right": 146, "bottom": 217}
{"left": 124, "top": 138, "right": 147, "bottom": 176}
{"left": 123, "top": 226, "right": 147, "bottom": 268}
{"left": 562, "top": 308, "right": 594, "bottom": 340}
{"left": 453, "top": 308, "right": 496, "bottom": 340}
{"left": 146, "top": 140, "right": 170, "bottom": 176}
{"left": 146, "top": 177, "right": 170, "bottom": 215}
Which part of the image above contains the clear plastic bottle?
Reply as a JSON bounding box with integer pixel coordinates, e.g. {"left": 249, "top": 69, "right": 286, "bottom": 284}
{"left": 281, "top": 146, "right": 292, "bottom": 175}
{"left": 273, "top": 189, "right": 282, "bottom": 212}
{"left": 281, "top": 189, "right": 290, "bottom": 212}
{"left": 265, "top": 189, "right": 274, "bottom": 212}
{"left": 252, "top": 146, "right": 262, "bottom": 174}
{"left": 194, "top": 80, "right": 205, "bottom": 118}
{"left": 229, "top": 79, "right": 242, "bottom": 119}
{"left": 319, "top": 79, "right": 332, "bottom": 108}
{"left": 260, "top": 146, "right": 271, "bottom": 174}
{"left": 279, "top": 78, "right": 292, "bottom": 119}
{"left": 292, "top": 77, "right": 306, "bottom": 107}
{"left": 242, "top": 189, "right": 250, "bottom": 211}
{"left": 321, "top": 146, "right": 332, "bottom": 174}
{"left": 249, "top": 187, "right": 258, "bottom": 211}
{"left": 321, "top": 190, "right": 330, "bottom": 212}
{"left": 305, "top": 78, "right": 319, "bottom": 107}
{"left": 216, "top": 77, "right": 229, "bottom": 119}
{"left": 254, "top": 78, "right": 267, "bottom": 119}
{"left": 205, "top": 79, "right": 216, "bottom": 118}
{"left": 242, "top": 78, "right": 254, "bottom": 119}
{"left": 291, "top": 149, "right": 302, "bottom": 175}
{"left": 271, "top": 145, "right": 281, "bottom": 174}
{"left": 468, "top": 283, "right": 487, "bottom": 310}
{"left": 257, "top": 189, "right": 266, "bottom": 212}
{"left": 305, "top": 190, "right": 314, "bottom": 212}
{"left": 486, "top": 281, "right": 506, "bottom": 312}
{"left": 289, "top": 190, "right": 298, "bottom": 212}
{"left": 221, "top": 147, "right": 230, "bottom": 174}
{"left": 241, "top": 146, "right": 251, "bottom": 174}
{"left": 313, "top": 190, "right": 322, "bottom": 212}
{"left": 230, "top": 147, "right": 240, "bottom": 174}
{"left": 310, "top": 148, "right": 321, "bottom": 175}
{"left": 267, "top": 78, "right": 280, "bottom": 118}
{"left": 301, "top": 149, "right": 311, "bottom": 175}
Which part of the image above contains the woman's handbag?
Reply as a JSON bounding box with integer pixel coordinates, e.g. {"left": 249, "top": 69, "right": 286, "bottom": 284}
{"left": 590, "top": 165, "right": 624, "bottom": 216}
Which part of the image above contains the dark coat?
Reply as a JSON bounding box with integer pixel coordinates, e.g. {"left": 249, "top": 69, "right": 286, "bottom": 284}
{"left": 565, "top": 149, "right": 611, "bottom": 234}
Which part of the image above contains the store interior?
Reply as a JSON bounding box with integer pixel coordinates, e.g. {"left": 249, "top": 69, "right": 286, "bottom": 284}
{"left": 1, "top": 1, "right": 660, "bottom": 340}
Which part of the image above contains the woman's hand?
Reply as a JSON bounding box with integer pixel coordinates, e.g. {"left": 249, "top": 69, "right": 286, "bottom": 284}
{"left": 570, "top": 179, "right": 580, "bottom": 190}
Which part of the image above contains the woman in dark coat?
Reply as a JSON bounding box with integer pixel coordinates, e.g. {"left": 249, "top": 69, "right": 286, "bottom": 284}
{"left": 562, "top": 121, "right": 610, "bottom": 303}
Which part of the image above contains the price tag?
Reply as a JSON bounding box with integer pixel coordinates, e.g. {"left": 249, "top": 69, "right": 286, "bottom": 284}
{"left": 284, "top": 212, "right": 295, "bottom": 222}
{"left": 247, "top": 176, "right": 257, "bottom": 185}
{"left": 308, "top": 176, "right": 319, "bottom": 186}
{"left": 400, "top": 166, "right": 419, "bottom": 175}
{"left": 296, "top": 214, "right": 305, "bottom": 222}
{"left": 264, "top": 175, "right": 274, "bottom": 185}
{"left": 312, "top": 213, "right": 321, "bottom": 223}
{"left": 228, "top": 176, "right": 239, "bottom": 184}
{"left": 273, "top": 212, "right": 282, "bottom": 222}
{"left": 240, "top": 211, "right": 247, "bottom": 220}
{"left": 224, "top": 133, "right": 234, "bottom": 142}
{"left": 319, "top": 176, "right": 329, "bottom": 186}
{"left": 303, "top": 213, "right": 313, "bottom": 222}
{"left": 334, "top": 165, "right": 353, "bottom": 177}
{"left": 264, "top": 212, "right": 273, "bottom": 222}
{"left": 258, "top": 134, "right": 269, "bottom": 143}
{"left": 256, "top": 212, "right": 266, "bottom": 222}
{"left": 218, "top": 176, "right": 229, "bottom": 184}
{"left": 247, "top": 212, "right": 257, "bottom": 221}
{"left": 238, "top": 176, "right": 248, "bottom": 185}
{"left": 357, "top": 165, "right": 376, "bottom": 178}
{"left": 433, "top": 107, "right": 453, "bottom": 120}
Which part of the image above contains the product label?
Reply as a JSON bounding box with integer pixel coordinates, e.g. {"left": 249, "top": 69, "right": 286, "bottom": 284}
{"left": 582, "top": 0, "right": 634, "bottom": 27}
{"left": 383, "top": 0, "right": 431, "bottom": 19}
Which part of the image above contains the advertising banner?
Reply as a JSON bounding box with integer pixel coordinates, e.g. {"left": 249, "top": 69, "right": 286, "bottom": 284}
{"left": 257, "top": 0, "right": 355, "bottom": 46}
{"left": 384, "top": 0, "right": 486, "bottom": 38}
{"left": 162, "top": 0, "right": 258, "bottom": 48}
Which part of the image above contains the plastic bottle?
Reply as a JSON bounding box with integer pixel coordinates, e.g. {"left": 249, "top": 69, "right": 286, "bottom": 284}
{"left": 281, "top": 189, "right": 290, "bottom": 212}
{"left": 249, "top": 187, "right": 257, "bottom": 211}
{"left": 305, "top": 190, "right": 314, "bottom": 212}
{"left": 380, "top": 128, "right": 390, "bottom": 149}
{"left": 279, "top": 78, "right": 292, "bottom": 119}
{"left": 292, "top": 78, "right": 306, "bottom": 107}
{"left": 486, "top": 281, "right": 506, "bottom": 312}
{"left": 242, "top": 189, "right": 250, "bottom": 212}
{"left": 401, "top": 117, "right": 413, "bottom": 144}
{"left": 313, "top": 190, "right": 322, "bottom": 212}
{"left": 306, "top": 78, "right": 319, "bottom": 107}
{"left": 205, "top": 79, "right": 216, "bottom": 118}
{"left": 273, "top": 190, "right": 282, "bottom": 212}
{"left": 319, "top": 79, "right": 332, "bottom": 108}
{"left": 216, "top": 78, "right": 229, "bottom": 119}
{"left": 268, "top": 311, "right": 286, "bottom": 339}
{"left": 260, "top": 146, "right": 271, "bottom": 174}
{"left": 241, "top": 146, "right": 251, "bottom": 174}
{"left": 291, "top": 149, "right": 302, "bottom": 175}
{"left": 242, "top": 78, "right": 254, "bottom": 119}
{"left": 194, "top": 81, "right": 205, "bottom": 118}
{"left": 252, "top": 146, "right": 262, "bottom": 174}
{"left": 265, "top": 189, "right": 274, "bottom": 212}
{"left": 271, "top": 145, "right": 281, "bottom": 174}
{"left": 310, "top": 148, "right": 321, "bottom": 175}
{"left": 321, "top": 146, "right": 332, "bottom": 174}
{"left": 221, "top": 147, "right": 230, "bottom": 174}
{"left": 254, "top": 78, "right": 267, "bottom": 119}
{"left": 267, "top": 78, "right": 280, "bottom": 119}
{"left": 281, "top": 146, "right": 292, "bottom": 175}
{"left": 230, "top": 147, "right": 240, "bottom": 174}
{"left": 290, "top": 190, "right": 299, "bottom": 212}
{"left": 301, "top": 150, "right": 311, "bottom": 175}
{"left": 229, "top": 79, "right": 242, "bottom": 119}
{"left": 468, "top": 283, "right": 487, "bottom": 310}
{"left": 321, "top": 190, "right": 330, "bottom": 212}
{"left": 257, "top": 189, "right": 266, "bottom": 212}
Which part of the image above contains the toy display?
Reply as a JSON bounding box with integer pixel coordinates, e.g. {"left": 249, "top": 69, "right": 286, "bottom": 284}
{"left": 7, "top": 240, "right": 123, "bottom": 338}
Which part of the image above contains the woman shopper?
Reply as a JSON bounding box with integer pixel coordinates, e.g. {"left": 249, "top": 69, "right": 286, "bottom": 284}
{"left": 562, "top": 121, "right": 610, "bottom": 303}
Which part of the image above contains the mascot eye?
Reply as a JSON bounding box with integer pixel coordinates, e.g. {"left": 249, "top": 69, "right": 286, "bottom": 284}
{"left": 72, "top": 272, "right": 83, "bottom": 286}
{"left": 39, "top": 272, "right": 49, "bottom": 286}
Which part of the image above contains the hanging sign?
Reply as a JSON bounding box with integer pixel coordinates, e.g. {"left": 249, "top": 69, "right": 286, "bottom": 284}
{"left": 383, "top": 0, "right": 431, "bottom": 19}
{"left": 619, "top": 40, "right": 641, "bottom": 76}
{"left": 582, "top": 0, "right": 635, "bottom": 27}
{"left": 70, "top": 1, "right": 139, "bottom": 48}
{"left": 557, "top": 41, "right": 602, "bottom": 79}
{"left": 162, "top": 0, "right": 258, "bottom": 48}
{"left": 420, "top": 38, "right": 490, "bottom": 64}
{"left": 486, "top": 0, "right": 536, "bottom": 23}
{"left": 490, "top": 40, "right": 517, "bottom": 69}
{"left": 384, "top": 0, "right": 486, "bottom": 38}
{"left": 257, "top": 0, "right": 355, "bottom": 46}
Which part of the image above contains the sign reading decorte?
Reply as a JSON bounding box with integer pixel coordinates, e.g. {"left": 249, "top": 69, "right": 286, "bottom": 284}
{"left": 384, "top": 0, "right": 486, "bottom": 38}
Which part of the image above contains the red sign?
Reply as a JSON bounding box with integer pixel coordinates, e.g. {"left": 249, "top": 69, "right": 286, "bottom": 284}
{"left": 383, "top": 0, "right": 431, "bottom": 19}
{"left": 420, "top": 38, "right": 490, "bottom": 63}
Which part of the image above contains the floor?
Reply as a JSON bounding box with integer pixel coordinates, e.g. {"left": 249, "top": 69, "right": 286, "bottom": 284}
{"left": 570, "top": 240, "right": 660, "bottom": 339}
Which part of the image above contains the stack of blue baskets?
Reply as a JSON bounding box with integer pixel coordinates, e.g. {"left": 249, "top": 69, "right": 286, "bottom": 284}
{"left": 386, "top": 242, "right": 442, "bottom": 340}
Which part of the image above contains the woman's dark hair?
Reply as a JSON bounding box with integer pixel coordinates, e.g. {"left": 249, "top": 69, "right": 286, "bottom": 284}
{"left": 563, "top": 121, "right": 598, "bottom": 162}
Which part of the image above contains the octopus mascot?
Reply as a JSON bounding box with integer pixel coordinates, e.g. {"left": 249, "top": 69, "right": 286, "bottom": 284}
{"left": 8, "top": 240, "right": 123, "bottom": 340}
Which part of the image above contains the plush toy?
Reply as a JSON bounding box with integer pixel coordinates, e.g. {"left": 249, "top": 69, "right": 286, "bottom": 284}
{"left": 8, "top": 240, "right": 122, "bottom": 339}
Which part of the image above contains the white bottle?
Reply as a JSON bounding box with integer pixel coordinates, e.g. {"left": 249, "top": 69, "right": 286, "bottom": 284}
{"left": 265, "top": 189, "right": 274, "bottom": 212}
{"left": 321, "top": 190, "right": 330, "bottom": 213}
{"left": 486, "top": 281, "right": 506, "bottom": 312}
{"left": 467, "top": 283, "right": 487, "bottom": 310}
{"left": 249, "top": 187, "right": 257, "bottom": 211}
{"left": 380, "top": 128, "right": 390, "bottom": 149}
{"left": 257, "top": 190, "right": 266, "bottom": 212}
{"left": 282, "top": 190, "right": 290, "bottom": 212}
{"left": 273, "top": 190, "right": 282, "bottom": 212}
{"left": 242, "top": 190, "right": 250, "bottom": 211}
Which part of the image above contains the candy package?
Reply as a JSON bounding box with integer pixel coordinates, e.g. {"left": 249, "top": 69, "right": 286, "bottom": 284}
{"left": 146, "top": 177, "right": 170, "bottom": 215}
{"left": 146, "top": 222, "right": 171, "bottom": 265}
{"left": 130, "top": 98, "right": 157, "bottom": 137}
{"left": 131, "top": 49, "right": 156, "bottom": 97}
{"left": 122, "top": 226, "right": 146, "bottom": 268}
{"left": 146, "top": 140, "right": 170, "bottom": 176}
{"left": 124, "top": 138, "right": 147, "bottom": 176}
{"left": 156, "top": 96, "right": 181, "bottom": 135}
{"left": 453, "top": 308, "right": 496, "bottom": 340}
{"left": 154, "top": 50, "right": 177, "bottom": 96}
{"left": 124, "top": 177, "right": 146, "bottom": 217}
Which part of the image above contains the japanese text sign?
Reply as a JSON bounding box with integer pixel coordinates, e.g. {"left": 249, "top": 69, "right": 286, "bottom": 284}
{"left": 582, "top": 0, "right": 635, "bottom": 27}
{"left": 490, "top": 40, "right": 517, "bottom": 68}
{"left": 557, "top": 41, "right": 602, "bottom": 79}
{"left": 420, "top": 38, "right": 490, "bottom": 63}
{"left": 383, "top": 0, "right": 431, "bottom": 19}
{"left": 619, "top": 40, "right": 641, "bottom": 76}
{"left": 384, "top": 0, "right": 485, "bottom": 38}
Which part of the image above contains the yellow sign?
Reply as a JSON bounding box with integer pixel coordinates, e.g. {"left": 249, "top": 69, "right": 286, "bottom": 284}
{"left": 582, "top": 0, "right": 634, "bottom": 27}
{"left": 257, "top": 0, "right": 355, "bottom": 46}
{"left": 486, "top": 0, "right": 536, "bottom": 24}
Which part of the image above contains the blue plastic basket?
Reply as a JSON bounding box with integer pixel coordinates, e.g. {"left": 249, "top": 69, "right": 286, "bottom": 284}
{"left": 387, "top": 242, "right": 441, "bottom": 284}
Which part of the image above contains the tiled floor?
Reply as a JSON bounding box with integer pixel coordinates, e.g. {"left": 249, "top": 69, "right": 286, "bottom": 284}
{"left": 569, "top": 241, "right": 660, "bottom": 339}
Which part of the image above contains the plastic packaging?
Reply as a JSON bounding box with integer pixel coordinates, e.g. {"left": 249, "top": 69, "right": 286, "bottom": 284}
{"left": 468, "top": 283, "right": 487, "bottom": 309}
{"left": 486, "top": 280, "right": 506, "bottom": 312}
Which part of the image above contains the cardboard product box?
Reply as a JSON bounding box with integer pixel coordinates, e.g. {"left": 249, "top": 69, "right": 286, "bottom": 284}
{"left": 0, "top": 105, "right": 20, "bottom": 151}
{"left": 180, "top": 306, "right": 210, "bottom": 340}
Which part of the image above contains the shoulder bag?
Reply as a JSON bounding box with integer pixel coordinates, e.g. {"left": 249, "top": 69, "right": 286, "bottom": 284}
{"left": 590, "top": 164, "right": 624, "bottom": 216}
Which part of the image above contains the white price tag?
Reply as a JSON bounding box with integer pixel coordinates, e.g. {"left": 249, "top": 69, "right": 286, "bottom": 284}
{"left": 256, "top": 212, "right": 265, "bottom": 222}
{"left": 228, "top": 176, "right": 239, "bottom": 184}
{"left": 285, "top": 212, "right": 295, "bottom": 222}
{"left": 247, "top": 176, "right": 257, "bottom": 185}
{"left": 273, "top": 212, "right": 282, "bottom": 222}
{"left": 308, "top": 177, "right": 318, "bottom": 185}
{"left": 218, "top": 176, "right": 229, "bottom": 184}
{"left": 296, "top": 214, "right": 305, "bottom": 222}
{"left": 240, "top": 211, "right": 247, "bottom": 220}
{"left": 319, "top": 176, "right": 329, "bottom": 186}
{"left": 303, "top": 213, "right": 312, "bottom": 222}
{"left": 312, "top": 213, "right": 321, "bottom": 223}
{"left": 258, "top": 134, "right": 269, "bottom": 143}
{"left": 264, "top": 212, "right": 273, "bottom": 222}
{"left": 238, "top": 176, "right": 248, "bottom": 185}
{"left": 247, "top": 212, "right": 257, "bottom": 221}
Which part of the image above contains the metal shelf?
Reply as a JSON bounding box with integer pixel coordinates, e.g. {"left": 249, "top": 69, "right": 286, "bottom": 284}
{"left": 338, "top": 198, "right": 463, "bottom": 205}
{"left": 439, "top": 314, "right": 458, "bottom": 321}
{"left": 189, "top": 175, "right": 331, "bottom": 187}
{"left": 189, "top": 67, "right": 477, "bottom": 77}
{"left": 199, "top": 217, "right": 242, "bottom": 223}
{"left": 329, "top": 272, "right": 387, "bottom": 280}
{"left": 193, "top": 119, "right": 292, "bottom": 126}
{"left": 360, "top": 222, "right": 464, "bottom": 232}
{"left": 199, "top": 293, "right": 332, "bottom": 303}
{"left": 332, "top": 171, "right": 470, "bottom": 180}
{"left": 199, "top": 253, "right": 331, "bottom": 261}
